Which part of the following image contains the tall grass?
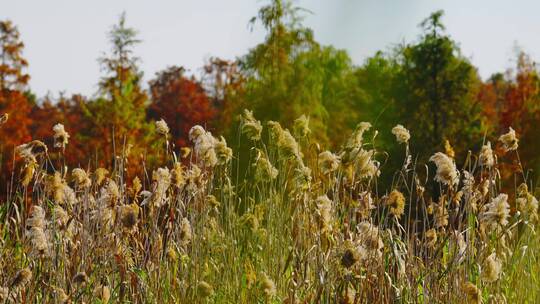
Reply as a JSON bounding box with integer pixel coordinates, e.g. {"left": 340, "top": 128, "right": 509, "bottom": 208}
{"left": 0, "top": 111, "right": 538, "bottom": 303}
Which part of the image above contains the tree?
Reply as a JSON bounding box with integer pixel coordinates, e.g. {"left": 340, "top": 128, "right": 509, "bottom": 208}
{"left": 499, "top": 52, "right": 539, "bottom": 134}
{"left": 0, "top": 20, "right": 33, "bottom": 147}
{"left": 30, "top": 94, "right": 90, "bottom": 167}
{"left": 353, "top": 52, "right": 405, "bottom": 184}
{"left": 202, "top": 57, "right": 245, "bottom": 130}
{"left": 241, "top": 0, "right": 318, "bottom": 129}
{"left": 0, "top": 20, "right": 30, "bottom": 91}
{"left": 478, "top": 51, "right": 540, "bottom": 176}
{"left": 29, "top": 96, "right": 62, "bottom": 147}
{"left": 240, "top": 0, "right": 359, "bottom": 146}
{"left": 396, "top": 10, "right": 482, "bottom": 159}
{"left": 81, "top": 13, "right": 152, "bottom": 171}
{"left": 299, "top": 45, "right": 362, "bottom": 147}
{"left": 477, "top": 73, "right": 508, "bottom": 135}
{"left": 0, "top": 20, "right": 33, "bottom": 189}
{"left": 354, "top": 52, "right": 401, "bottom": 148}
{"left": 148, "top": 66, "right": 215, "bottom": 148}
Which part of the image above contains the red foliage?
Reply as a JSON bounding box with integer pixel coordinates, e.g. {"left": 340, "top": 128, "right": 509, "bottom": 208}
{"left": 500, "top": 56, "right": 539, "bottom": 135}
{"left": 30, "top": 98, "right": 61, "bottom": 144}
{"left": 148, "top": 66, "right": 215, "bottom": 149}
{"left": 477, "top": 81, "right": 501, "bottom": 131}
{"left": 0, "top": 20, "right": 32, "bottom": 149}
{"left": 0, "top": 90, "right": 32, "bottom": 147}
{"left": 0, "top": 90, "right": 32, "bottom": 190}
{"left": 477, "top": 52, "right": 540, "bottom": 184}
{"left": 29, "top": 95, "right": 90, "bottom": 167}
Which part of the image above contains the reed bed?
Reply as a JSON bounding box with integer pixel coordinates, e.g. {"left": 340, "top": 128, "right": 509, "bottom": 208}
{"left": 0, "top": 110, "right": 538, "bottom": 303}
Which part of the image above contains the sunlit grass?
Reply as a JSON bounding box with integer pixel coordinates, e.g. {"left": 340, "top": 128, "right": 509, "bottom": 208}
{"left": 0, "top": 112, "right": 537, "bottom": 303}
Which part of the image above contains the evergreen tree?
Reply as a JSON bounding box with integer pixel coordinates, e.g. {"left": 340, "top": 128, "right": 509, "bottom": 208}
{"left": 82, "top": 13, "right": 152, "bottom": 170}
{"left": 396, "top": 10, "right": 482, "bottom": 159}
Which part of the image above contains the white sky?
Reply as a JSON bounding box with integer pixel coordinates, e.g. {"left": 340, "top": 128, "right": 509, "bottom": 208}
{"left": 1, "top": 0, "right": 539, "bottom": 97}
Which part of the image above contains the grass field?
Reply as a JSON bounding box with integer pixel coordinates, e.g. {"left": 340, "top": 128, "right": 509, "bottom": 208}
{"left": 0, "top": 110, "right": 538, "bottom": 303}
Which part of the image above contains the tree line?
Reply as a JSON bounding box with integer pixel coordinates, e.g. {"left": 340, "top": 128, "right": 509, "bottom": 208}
{"left": 1, "top": 1, "right": 539, "bottom": 190}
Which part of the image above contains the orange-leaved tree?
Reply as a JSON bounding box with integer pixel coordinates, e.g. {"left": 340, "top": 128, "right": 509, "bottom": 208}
{"left": 81, "top": 13, "right": 153, "bottom": 175}
{"left": 0, "top": 20, "right": 33, "bottom": 191}
{"left": 30, "top": 94, "right": 91, "bottom": 168}
{"left": 148, "top": 66, "right": 215, "bottom": 149}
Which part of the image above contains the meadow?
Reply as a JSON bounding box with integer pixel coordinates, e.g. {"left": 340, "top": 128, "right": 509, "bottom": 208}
{"left": 0, "top": 111, "right": 537, "bottom": 303}
{"left": 2, "top": 1, "right": 540, "bottom": 303}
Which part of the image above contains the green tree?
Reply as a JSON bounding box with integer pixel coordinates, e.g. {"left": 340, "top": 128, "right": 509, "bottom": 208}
{"left": 240, "top": 0, "right": 359, "bottom": 146}
{"left": 82, "top": 13, "right": 152, "bottom": 170}
{"left": 397, "top": 10, "right": 482, "bottom": 159}
{"left": 354, "top": 52, "right": 401, "bottom": 149}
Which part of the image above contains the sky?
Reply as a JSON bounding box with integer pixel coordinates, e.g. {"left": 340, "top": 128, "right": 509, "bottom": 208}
{"left": 1, "top": 0, "right": 539, "bottom": 97}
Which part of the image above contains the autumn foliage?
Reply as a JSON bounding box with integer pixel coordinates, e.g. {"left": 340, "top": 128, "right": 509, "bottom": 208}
{"left": 148, "top": 66, "right": 215, "bottom": 149}
{"left": 0, "top": 20, "right": 33, "bottom": 187}
{"left": 1, "top": 5, "right": 540, "bottom": 194}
